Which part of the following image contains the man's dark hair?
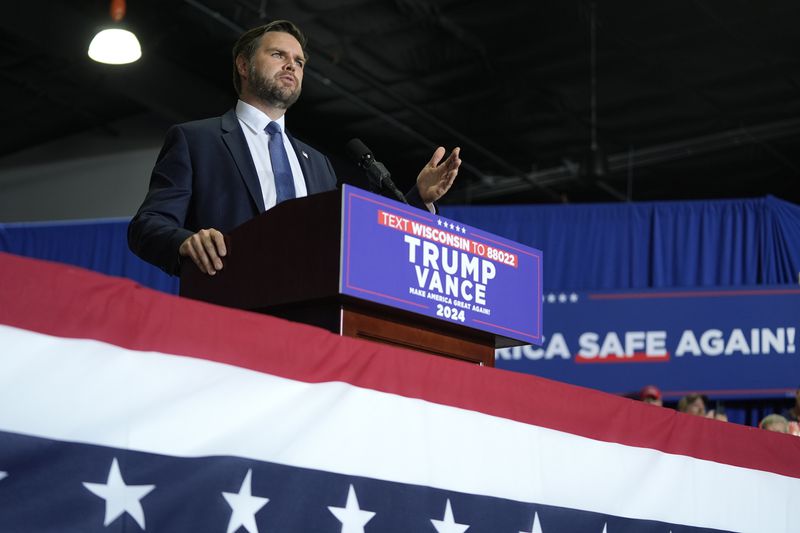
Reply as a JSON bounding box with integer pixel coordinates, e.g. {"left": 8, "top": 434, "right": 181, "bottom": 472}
{"left": 232, "top": 20, "right": 308, "bottom": 96}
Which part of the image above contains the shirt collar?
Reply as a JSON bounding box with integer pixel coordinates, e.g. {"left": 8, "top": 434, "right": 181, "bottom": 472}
{"left": 235, "top": 99, "right": 286, "bottom": 134}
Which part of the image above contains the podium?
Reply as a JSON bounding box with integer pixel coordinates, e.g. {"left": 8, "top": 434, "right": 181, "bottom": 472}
{"left": 181, "top": 186, "right": 543, "bottom": 367}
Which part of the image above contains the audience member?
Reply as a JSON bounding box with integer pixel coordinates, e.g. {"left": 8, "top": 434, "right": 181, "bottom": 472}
{"left": 780, "top": 387, "right": 800, "bottom": 422}
{"left": 707, "top": 401, "right": 728, "bottom": 422}
{"left": 759, "top": 414, "right": 789, "bottom": 434}
{"left": 677, "top": 394, "right": 707, "bottom": 417}
{"left": 639, "top": 385, "right": 663, "bottom": 407}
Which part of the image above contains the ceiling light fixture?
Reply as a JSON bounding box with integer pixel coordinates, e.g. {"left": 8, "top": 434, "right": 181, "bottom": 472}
{"left": 88, "top": 0, "right": 141, "bottom": 65}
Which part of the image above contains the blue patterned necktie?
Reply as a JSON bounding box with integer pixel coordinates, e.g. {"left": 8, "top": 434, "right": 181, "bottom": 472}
{"left": 265, "top": 121, "right": 296, "bottom": 205}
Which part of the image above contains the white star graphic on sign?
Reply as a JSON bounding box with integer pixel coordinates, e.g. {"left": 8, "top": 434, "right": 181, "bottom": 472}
{"left": 437, "top": 219, "right": 443, "bottom": 226}
{"left": 431, "top": 499, "right": 469, "bottom": 533}
{"left": 569, "top": 292, "right": 579, "bottom": 302}
{"left": 546, "top": 293, "right": 556, "bottom": 303}
{"left": 82, "top": 458, "right": 155, "bottom": 529}
{"left": 558, "top": 293, "right": 567, "bottom": 303}
{"left": 519, "top": 511, "right": 542, "bottom": 533}
{"left": 0, "top": 471, "right": 7, "bottom": 481}
{"left": 328, "top": 484, "right": 375, "bottom": 533}
{"left": 222, "top": 469, "right": 269, "bottom": 533}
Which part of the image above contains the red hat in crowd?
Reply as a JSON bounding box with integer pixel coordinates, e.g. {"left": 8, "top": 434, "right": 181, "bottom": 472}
{"left": 640, "top": 385, "right": 662, "bottom": 401}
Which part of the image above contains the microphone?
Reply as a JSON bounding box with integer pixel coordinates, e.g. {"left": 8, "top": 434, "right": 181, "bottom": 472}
{"left": 345, "top": 138, "right": 408, "bottom": 204}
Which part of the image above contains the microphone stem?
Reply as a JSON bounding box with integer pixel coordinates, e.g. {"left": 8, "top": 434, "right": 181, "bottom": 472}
{"left": 383, "top": 180, "right": 409, "bottom": 205}
{"left": 366, "top": 161, "right": 408, "bottom": 205}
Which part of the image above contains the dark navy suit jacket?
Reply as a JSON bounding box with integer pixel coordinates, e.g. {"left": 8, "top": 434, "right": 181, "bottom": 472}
{"left": 129, "top": 108, "right": 427, "bottom": 275}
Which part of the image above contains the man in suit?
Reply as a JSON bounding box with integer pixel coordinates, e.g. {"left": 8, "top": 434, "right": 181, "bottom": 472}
{"left": 128, "top": 20, "right": 461, "bottom": 276}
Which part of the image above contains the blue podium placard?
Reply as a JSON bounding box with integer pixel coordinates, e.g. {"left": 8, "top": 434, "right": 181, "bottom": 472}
{"left": 339, "top": 185, "right": 542, "bottom": 345}
{"left": 496, "top": 286, "right": 800, "bottom": 398}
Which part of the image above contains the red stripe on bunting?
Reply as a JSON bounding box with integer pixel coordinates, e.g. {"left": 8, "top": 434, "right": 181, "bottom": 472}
{"left": 1, "top": 251, "right": 799, "bottom": 479}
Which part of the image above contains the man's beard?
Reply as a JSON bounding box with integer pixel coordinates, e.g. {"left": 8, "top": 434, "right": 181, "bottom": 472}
{"left": 248, "top": 64, "right": 301, "bottom": 109}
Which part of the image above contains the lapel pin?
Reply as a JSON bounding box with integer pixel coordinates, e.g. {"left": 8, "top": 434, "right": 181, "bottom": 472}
{"left": 302, "top": 151, "right": 309, "bottom": 159}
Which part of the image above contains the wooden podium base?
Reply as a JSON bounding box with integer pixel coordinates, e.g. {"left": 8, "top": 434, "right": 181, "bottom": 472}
{"left": 341, "top": 307, "right": 494, "bottom": 366}
{"left": 260, "top": 299, "right": 495, "bottom": 367}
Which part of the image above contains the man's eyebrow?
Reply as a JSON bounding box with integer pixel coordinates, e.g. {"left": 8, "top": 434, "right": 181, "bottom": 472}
{"left": 266, "top": 47, "right": 306, "bottom": 61}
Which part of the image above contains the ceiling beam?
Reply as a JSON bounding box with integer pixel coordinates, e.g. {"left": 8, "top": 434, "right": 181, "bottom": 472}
{"left": 449, "top": 117, "right": 800, "bottom": 202}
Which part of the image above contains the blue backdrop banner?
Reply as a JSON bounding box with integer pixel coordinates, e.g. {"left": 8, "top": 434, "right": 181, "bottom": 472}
{"left": 0, "top": 218, "right": 177, "bottom": 294}
{"left": 441, "top": 195, "right": 800, "bottom": 291}
{"left": 496, "top": 286, "right": 800, "bottom": 400}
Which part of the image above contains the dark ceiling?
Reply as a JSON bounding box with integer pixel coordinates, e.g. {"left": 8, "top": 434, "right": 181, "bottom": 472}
{"left": 2, "top": 0, "right": 800, "bottom": 205}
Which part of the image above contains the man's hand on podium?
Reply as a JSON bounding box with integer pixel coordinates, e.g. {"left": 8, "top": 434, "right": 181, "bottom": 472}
{"left": 180, "top": 228, "right": 227, "bottom": 275}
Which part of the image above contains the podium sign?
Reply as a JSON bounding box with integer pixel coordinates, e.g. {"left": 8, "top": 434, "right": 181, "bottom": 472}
{"left": 340, "top": 185, "right": 543, "bottom": 345}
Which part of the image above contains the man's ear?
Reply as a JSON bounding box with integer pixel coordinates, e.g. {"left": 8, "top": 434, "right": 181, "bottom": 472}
{"left": 236, "top": 55, "right": 248, "bottom": 80}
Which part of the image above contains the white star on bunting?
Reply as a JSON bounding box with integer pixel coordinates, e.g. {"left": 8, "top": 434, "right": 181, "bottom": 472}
{"left": 328, "top": 484, "right": 376, "bottom": 533}
{"left": 222, "top": 469, "right": 269, "bottom": 533}
{"left": 519, "top": 511, "right": 543, "bottom": 533}
{"left": 82, "top": 457, "right": 155, "bottom": 529}
{"left": 0, "top": 471, "right": 6, "bottom": 481}
{"left": 431, "top": 499, "right": 469, "bottom": 533}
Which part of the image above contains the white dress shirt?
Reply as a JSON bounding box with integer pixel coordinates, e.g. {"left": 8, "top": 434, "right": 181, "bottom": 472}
{"left": 235, "top": 100, "right": 308, "bottom": 211}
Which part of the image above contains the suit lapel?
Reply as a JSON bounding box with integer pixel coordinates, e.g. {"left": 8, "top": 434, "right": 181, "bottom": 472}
{"left": 287, "top": 132, "right": 323, "bottom": 194}
{"left": 220, "top": 109, "right": 266, "bottom": 213}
